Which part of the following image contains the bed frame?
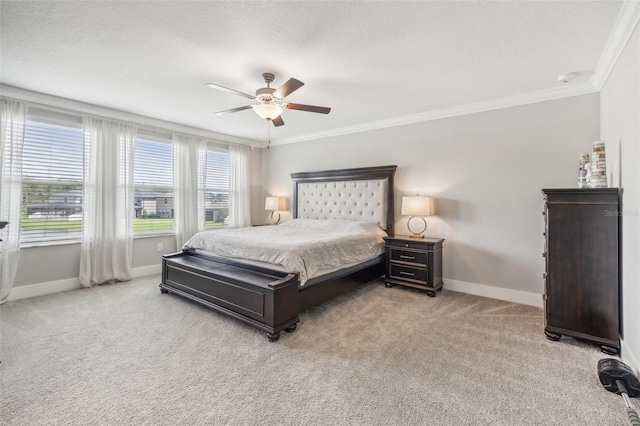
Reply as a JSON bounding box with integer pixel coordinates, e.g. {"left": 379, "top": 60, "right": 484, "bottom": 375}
{"left": 159, "top": 165, "right": 397, "bottom": 341}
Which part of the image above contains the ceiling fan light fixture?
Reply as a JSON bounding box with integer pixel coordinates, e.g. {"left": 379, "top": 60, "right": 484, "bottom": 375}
{"left": 253, "top": 103, "right": 284, "bottom": 120}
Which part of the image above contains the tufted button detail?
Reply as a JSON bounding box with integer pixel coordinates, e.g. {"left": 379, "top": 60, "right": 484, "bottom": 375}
{"left": 295, "top": 178, "right": 385, "bottom": 226}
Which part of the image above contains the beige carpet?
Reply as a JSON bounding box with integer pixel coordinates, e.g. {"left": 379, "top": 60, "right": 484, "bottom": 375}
{"left": 0, "top": 275, "right": 631, "bottom": 425}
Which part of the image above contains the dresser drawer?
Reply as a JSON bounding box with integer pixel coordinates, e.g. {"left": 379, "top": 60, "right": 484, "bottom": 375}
{"left": 389, "top": 264, "right": 428, "bottom": 285}
{"left": 389, "top": 248, "right": 427, "bottom": 266}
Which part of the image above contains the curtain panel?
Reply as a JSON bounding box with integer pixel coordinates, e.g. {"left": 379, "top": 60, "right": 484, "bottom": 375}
{"left": 228, "top": 144, "right": 251, "bottom": 228}
{"left": 0, "top": 99, "right": 27, "bottom": 303}
{"left": 80, "top": 116, "right": 136, "bottom": 287}
{"left": 173, "top": 133, "right": 206, "bottom": 248}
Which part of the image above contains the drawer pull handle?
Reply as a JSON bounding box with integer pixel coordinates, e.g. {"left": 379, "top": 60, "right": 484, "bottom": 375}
{"left": 400, "top": 271, "right": 415, "bottom": 277}
{"left": 400, "top": 255, "right": 415, "bottom": 260}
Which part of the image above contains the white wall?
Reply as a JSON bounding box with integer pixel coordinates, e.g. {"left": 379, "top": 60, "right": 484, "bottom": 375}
{"left": 261, "top": 94, "right": 600, "bottom": 305}
{"left": 600, "top": 23, "right": 640, "bottom": 373}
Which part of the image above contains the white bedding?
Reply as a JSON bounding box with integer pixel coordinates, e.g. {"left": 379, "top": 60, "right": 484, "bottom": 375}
{"left": 182, "top": 219, "right": 387, "bottom": 285}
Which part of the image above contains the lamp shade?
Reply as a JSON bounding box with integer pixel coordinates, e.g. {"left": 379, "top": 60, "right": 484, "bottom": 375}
{"left": 254, "top": 103, "right": 284, "bottom": 120}
{"left": 401, "top": 195, "right": 433, "bottom": 216}
{"left": 265, "top": 196, "right": 286, "bottom": 211}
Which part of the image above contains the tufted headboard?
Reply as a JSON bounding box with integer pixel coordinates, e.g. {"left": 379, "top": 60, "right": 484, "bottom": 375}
{"left": 290, "top": 165, "right": 397, "bottom": 236}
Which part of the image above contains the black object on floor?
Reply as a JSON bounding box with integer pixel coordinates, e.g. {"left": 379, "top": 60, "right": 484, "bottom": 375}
{"left": 598, "top": 358, "right": 640, "bottom": 426}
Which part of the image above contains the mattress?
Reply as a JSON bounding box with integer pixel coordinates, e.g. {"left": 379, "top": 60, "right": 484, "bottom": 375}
{"left": 182, "top": 218, "right": 387, "bottom": 285}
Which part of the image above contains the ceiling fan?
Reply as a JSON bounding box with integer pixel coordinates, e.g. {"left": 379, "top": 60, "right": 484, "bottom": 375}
{"left": 205, "top": 73, "right": 331, "bottom": 127}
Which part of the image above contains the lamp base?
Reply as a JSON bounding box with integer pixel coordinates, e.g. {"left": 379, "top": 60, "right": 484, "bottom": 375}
{"left": 406, "top": 216, "right": 427, "bottom": 238}
{"left": 270, "top": 211, "right": 281, "bottom": 225}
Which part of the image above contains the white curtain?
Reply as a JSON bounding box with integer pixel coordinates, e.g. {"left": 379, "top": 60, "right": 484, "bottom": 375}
{"left": 228, "top": 144, "right": 251, "bottom": 228}
{"left": 80, "top": 116, "right": 136, "bottom": 287}
{"left": 0, "top": 99, "right": 27, "bottom": 303}
{"left": 173, "top": 133, "right": 206, "bottom": 247}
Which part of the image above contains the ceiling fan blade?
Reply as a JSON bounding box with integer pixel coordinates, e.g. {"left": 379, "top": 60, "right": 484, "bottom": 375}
{"left": 205, "top": 83, "right": 255, "bottom": 100}
{"left": 285, "top": 103, "right": 331, "bottom": 114}
{"left": 272, "top": 116, "right": 285, "bottom": 127}
{"left": 273, "top": 78, "right": 304, "bottom": 99}
{"left": 213, "top": 105, "right": 254, "bottom": 116}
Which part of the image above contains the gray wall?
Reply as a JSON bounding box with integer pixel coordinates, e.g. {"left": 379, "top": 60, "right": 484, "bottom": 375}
{"left": 14, "top": 235, "right": 177, "bottom": 287}
{"left": 13, "top": 94, "right": 602, "bottom": 303}
{"left": 260, "top": 94, "right": 600, "bottom": 297}
{"left": 601, "top": 24, "right": 640, "bottom": 371}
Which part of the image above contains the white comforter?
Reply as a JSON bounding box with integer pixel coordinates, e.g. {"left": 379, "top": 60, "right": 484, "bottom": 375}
{"left": 182, "top": 219, "right": 387, "bottom": 285}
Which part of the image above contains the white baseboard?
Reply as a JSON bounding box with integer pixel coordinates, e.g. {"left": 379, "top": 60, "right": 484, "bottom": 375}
{"left": 131, "top": 264, "right": 162, "bottom": 279}
{"left": 444, "top": 278, "right": 543, "bottom": 308}
{"left": 7, "top": 264, "right": 162, "bottom": 301}
{"left": 7, "top": 276, "right": 81, "bottom": 301}
{"left": 9, "top": 270, "right": 540, "bottom": 306}
{"left": 621, "top": 339, "right": 640, "bottom": 376}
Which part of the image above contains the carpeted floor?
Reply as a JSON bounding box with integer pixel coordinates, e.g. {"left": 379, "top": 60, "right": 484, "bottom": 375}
{"left": 0, "top": 275, "right": 631, "bottom": 425}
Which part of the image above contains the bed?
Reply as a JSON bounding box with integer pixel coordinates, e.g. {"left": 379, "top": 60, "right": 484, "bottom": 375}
{"left": 159, "top": 165, "right": 396, "bottom": 341}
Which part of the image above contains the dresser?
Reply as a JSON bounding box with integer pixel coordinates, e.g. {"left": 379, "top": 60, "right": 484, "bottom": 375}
{"left": 542, "top": 188, "right": 620, "bottom": 354}
{"left": 384, "top": 236, "right": 444, "bottom": 296}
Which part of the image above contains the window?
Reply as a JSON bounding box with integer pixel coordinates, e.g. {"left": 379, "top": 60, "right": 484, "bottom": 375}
{"left": 21, "top": 120, "right": 84, "bottom": 243}
{"left": 205, "top": 148, "right": 230, "bottom": 228}
{"left": 134, "top": 138, "right": 174, "bottom": 233}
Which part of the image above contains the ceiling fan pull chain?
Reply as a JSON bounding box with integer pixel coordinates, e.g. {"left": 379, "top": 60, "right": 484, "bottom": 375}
{"left": 267, "top": 122, "right": 271, "bottom": 149}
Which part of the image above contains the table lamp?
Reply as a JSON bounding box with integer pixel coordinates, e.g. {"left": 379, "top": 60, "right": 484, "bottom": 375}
{"left": 265, "top": 196, "right": 286, "bottom": 225}
{"left": 401, "top": 195, "right": 433, "bottom": 238}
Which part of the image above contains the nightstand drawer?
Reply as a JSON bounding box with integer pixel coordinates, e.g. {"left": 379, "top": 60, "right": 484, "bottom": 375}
{"left": 389, "top": 248, "right": 427, "bottom": 265}
{"left": 386, "top": 239, "right": 430, "bottom": 250}
{"left": 389, "top": 264, "right": 428, "bottom": 284}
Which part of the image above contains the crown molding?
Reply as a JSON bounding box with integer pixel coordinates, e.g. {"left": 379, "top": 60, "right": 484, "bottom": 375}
{"left": 271, "top": 81, "right": 598, "bottom": 146}
{"left": 268, "top": 1, "right": 640, "bottom": 148}
{"left": 0, "top": 84, "right": 259, "bottom": 148}
{"left": 592, "top": 0, "right": 640, "bottom": 90}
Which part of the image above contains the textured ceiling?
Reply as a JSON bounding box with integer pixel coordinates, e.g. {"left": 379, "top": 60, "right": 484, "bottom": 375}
{"left": 0, "top": 1, "right": 625, "bottom": 146}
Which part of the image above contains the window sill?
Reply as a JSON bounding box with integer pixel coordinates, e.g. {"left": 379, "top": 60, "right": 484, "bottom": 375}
{"left": 20, "top": 239, "right": 81, "bottom": 249}
{"left": 20, "top": 232, "right": 175, "bottom": 249}
{"left": 133, "top": 232, "right": 175, "bottom": 239}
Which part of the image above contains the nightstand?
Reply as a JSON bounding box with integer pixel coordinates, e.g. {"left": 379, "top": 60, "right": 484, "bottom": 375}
{"left": 384, "top": 236, "right": 444, "bottom": 297}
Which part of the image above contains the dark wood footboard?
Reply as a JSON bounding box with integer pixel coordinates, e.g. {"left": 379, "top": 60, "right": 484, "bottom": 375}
{"left": 160, "top": 250, "right": 299, "bottom": 342}
{"left": 160, "top": 250, "right": 385, "bottom": 341}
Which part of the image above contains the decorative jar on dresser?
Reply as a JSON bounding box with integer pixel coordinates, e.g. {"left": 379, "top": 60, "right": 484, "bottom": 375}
{"left": 384, "top": 236, "right": 444, "bottom": 297}
{"left": 542, "top": 188, "right": 620, "bottom": 354}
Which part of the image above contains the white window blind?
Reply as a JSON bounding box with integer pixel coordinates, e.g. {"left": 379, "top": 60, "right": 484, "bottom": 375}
{"left": 134, "top": 138, "right": 174, "bottom": 233}
{"left": 21, "top": 120, "right": 84, "bottom": 243}
{"left": 205, "top": 149, "right": 230, "bottom": 228}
